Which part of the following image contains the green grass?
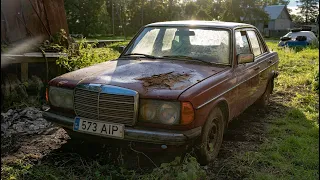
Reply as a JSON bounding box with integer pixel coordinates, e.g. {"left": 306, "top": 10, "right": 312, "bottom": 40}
{"left": 233, "top": 41, "right": 319, "bottom": 179}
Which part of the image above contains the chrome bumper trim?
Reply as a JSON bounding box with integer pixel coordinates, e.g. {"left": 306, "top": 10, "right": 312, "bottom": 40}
{"left": 42, "top": 110, "right": 201, "bottom": 145}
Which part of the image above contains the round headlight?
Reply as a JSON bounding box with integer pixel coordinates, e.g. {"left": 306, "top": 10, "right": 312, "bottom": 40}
{"left": 49, "top": 87, "right": 74, "bottom": 109}
{"left": 49, "top": 88, "right": 61, "bottom": 106}
{"left": 140, "top": 103, "right": 156, "bottom": 121}
{"left": 158, "top": 103, "right": 180, "bottom": 125}
{"left": 65, "top": 95, "right": 73, "bottom": 108}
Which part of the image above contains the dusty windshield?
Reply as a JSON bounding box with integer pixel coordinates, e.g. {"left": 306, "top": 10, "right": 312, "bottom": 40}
{"left": 123, "top": 27, "right": 231, "bottom": 65}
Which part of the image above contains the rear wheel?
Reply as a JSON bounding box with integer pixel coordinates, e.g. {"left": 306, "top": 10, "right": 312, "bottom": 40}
{"left": 256, "top": 80, "right": 273, "bottom": 107}
{"left": 196, "top": 107, "right": 225, "bottom": 165}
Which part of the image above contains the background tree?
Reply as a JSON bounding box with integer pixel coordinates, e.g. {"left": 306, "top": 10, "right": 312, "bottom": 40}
{"left": 185, "top": 2, "right": 198, "bottom": 19}
{"left": 64, "top": 0, "right": 110, "bottom": 36}
{"left": 211, "top": 0, "right": 224, "bottom": 20}
{"left": 64, "top": 0, "right": 276, "bottom": 37}
{"left": 291, "top": 14, "right": 305, "bottom": 25}
{"left": 264, "top": 0, "right": 290, "bottom": 5}
{"left": 297, "top": 0, "right": 319, "bottom": 23}
{"left": 222, "top": 0, "right": 269, "bottom": 23}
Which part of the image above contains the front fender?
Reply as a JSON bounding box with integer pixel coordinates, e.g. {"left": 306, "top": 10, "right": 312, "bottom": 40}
{"left": 194, "top": 97, "right": 230, "bottom": 128}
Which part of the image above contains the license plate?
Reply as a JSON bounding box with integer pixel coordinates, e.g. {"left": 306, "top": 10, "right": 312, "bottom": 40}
{"left": 73, "top": 117, "right": 124, "bottom": 139}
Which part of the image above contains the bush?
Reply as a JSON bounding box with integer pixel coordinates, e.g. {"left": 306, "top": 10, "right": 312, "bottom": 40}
{"left": 56, "top": 39, "right": 120, "bottom": 71}
{"left": 141, "top": 155, "right": 206, "bottom": 180}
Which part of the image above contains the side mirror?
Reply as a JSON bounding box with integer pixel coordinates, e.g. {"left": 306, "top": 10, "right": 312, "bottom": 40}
{"left": 237, "top": 54, "right": 254, "bottom": 64}
{"left": 118, "top": 46, "right": 126, "bottom": 53}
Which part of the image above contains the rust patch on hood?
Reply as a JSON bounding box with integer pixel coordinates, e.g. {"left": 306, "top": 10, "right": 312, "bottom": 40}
{"left": 135, "top": 71, "right": 191, "bottom": 89}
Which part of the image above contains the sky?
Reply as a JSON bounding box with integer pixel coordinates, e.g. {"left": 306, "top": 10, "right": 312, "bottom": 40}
{"left": 287, "top": 0, "right": 299, "bottom": 15}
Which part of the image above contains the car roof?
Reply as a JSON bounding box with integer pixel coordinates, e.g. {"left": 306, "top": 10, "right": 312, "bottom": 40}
{"left": 288, "top": 31, "right": 316, "bottom": 36}
{"left": 145, "top": 20, "right": 255, "bottom": 29}
{"left": 286, "top": 31, "right": 317, "bottom": 40}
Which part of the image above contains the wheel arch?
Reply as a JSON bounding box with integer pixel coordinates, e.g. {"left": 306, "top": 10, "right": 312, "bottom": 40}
{"left": 268, "top": 70, "right": 279, "bottom": 94}
{"left": 216, "top": 99, "right": 230, "bottom": 129}
{"left": 202, "top": 97, "right": 230, "bottom": 129}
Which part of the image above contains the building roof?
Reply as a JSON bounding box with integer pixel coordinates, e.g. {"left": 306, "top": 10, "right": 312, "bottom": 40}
{"left": 146, "top": 20, "right": 254, "bottom": 29}
{"left": 264, "top": 5, "right": 287, "bottom": 20}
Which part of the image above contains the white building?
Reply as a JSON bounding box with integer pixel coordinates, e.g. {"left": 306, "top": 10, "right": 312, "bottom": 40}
{"left": 245, "top": 5, "right": 293, "bottom": 37}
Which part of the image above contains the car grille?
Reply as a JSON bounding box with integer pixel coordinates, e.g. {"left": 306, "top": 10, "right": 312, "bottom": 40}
{"left": 74, "top": 87, "right": 137, "bottom": 126}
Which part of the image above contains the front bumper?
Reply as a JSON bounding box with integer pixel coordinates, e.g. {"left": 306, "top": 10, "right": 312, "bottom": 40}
{"left": 42, "top": 109, "right": 201, "bottom": 145}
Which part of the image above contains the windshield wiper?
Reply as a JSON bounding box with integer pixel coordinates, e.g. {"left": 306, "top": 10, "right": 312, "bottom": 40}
{"left": 122, "top": 53, "right": 161, "bottom": 59}
{"left": 162, "top": 55, "right": 213, "bottom": 65}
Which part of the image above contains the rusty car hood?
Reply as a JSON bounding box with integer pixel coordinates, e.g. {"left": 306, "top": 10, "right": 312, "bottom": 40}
{"left": 49, "top": 59, "right": 229, "bottom": 99}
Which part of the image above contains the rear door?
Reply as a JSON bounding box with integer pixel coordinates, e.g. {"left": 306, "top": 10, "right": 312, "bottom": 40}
{"left": 246, "top": 30, "right": 274, "bottom": 100}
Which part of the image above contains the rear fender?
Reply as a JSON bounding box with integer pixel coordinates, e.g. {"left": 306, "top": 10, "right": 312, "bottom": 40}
{"left": 269, "top": 70, "right": 279, "bottom": 93}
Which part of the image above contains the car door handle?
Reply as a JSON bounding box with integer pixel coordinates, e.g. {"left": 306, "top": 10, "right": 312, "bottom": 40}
{"left": 254, "top": 66, "right": 260, "bottom": 71}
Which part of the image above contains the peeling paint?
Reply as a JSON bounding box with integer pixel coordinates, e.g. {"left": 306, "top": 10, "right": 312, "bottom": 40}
{"left": 135, "top": 71, "right": 191, "bottom": 90}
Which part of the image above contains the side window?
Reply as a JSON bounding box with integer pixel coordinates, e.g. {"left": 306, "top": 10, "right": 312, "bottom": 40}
{"left": 235, "top": 31, "right": 251, "bottom": 55}
{"left": 247, "top": 31, "right": 262, "bottom": 57}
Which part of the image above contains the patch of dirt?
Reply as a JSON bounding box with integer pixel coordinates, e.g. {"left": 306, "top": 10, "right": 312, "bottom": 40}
{"left": 1, "top": 92, "right": 289, "bottom": 179}
{"left": 1, "top": 127, "right": 69, "bottom": 164}
{"left": 135, "top": 71, "right": 190, "bottom": 89}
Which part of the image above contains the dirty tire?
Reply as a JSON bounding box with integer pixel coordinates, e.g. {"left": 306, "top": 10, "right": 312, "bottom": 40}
{"left": 196, "top": 107, "right": 225, "bottom": 165}
{"left": 256, "top": 80, "right": 273, "bottom": 107}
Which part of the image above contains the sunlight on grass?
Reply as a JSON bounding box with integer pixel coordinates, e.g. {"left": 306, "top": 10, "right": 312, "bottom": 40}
{"left": 235, "top": 41, "right": 319, "bottom": 180}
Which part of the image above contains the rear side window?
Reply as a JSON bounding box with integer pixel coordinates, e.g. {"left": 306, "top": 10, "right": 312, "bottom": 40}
{"left": 235, "top": 31, "right": 251, "bottom": 54}
{"left": 247, "top": 31, "right": 262, "bottom": 57}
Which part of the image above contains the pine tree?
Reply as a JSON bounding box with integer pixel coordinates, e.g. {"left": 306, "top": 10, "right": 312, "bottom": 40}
{"left": 297, "top": 0, "right": 319, "bottom": 23}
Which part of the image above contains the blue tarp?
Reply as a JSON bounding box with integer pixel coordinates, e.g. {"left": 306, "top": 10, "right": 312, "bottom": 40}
{"left": 285, "top": 41, "right": 309, "bottom": 48}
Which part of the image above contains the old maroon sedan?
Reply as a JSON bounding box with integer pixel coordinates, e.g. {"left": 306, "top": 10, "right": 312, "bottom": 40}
{"left": 43, "top": 21, "right": 279, "bottom": 165}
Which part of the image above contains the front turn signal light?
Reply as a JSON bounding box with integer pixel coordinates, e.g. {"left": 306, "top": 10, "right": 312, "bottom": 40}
{"left": 181, "top": 102, "right": 195, "bottom": 125}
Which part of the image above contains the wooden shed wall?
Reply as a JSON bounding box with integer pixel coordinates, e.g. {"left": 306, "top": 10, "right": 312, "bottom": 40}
{"left": 1, "top": 0, "right": 69, "bottom": 44}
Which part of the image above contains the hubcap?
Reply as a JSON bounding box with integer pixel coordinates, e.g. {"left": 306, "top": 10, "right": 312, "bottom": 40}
{"left": 207, "top": 121, "right": 218, "bottom": 152}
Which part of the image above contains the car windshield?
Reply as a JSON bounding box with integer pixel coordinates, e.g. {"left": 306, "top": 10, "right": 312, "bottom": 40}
{"left": 123, "top": 27, "right": 231, "bottom": 65}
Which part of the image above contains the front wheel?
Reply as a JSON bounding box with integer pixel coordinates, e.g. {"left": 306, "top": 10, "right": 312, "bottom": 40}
{"left": 196, "top": 107, "right": 225, "bottom": 165}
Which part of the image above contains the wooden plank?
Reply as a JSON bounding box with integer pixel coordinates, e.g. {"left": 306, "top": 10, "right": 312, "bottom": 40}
{"left": 2, "top": 52, "right": 67, "bottom": 58}
{"left": 1, "top": 56, "right": 57, "bottom": 64}
{"left": 21, "top": 62, "right": 28, "bottom": 82}
{"left": 1, "top": 52, "right": 67, "bottom": 65}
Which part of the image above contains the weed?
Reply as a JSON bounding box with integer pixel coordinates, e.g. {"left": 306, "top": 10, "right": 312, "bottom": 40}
{"left": 56, "top": 39, "right": 120, "bottom": 71}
